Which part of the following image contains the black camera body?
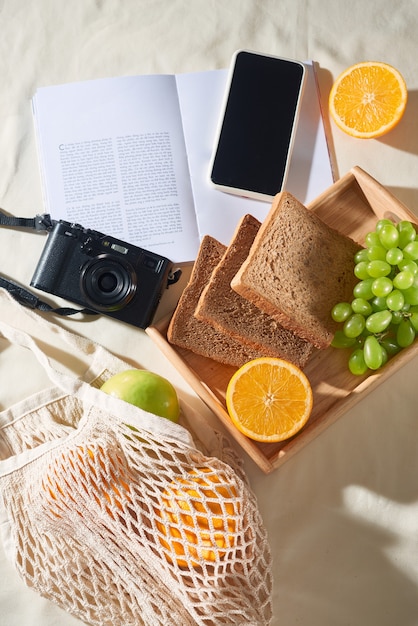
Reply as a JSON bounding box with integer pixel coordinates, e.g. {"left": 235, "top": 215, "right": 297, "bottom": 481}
{"left": 30, "top": 220, "right": 175, "bottom": 329}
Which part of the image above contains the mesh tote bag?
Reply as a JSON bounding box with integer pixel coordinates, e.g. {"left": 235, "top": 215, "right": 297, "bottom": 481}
{"left": 0, "top": 289, "right": 273, "bottom": 626}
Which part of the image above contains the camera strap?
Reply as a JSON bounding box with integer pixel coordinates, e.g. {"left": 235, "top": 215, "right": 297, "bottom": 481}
{"left": 0, "top": 274, "right": 97, "bottom": 316}
{"left": 0, "top": 209, "right": 98, "bottom": 317}
{"left": 0, "top": 211, "right": 54, "bottom": 232}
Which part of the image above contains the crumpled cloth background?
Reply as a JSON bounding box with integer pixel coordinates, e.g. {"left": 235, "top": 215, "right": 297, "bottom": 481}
{"left": 1, "top": 1, "right": 418, "bottom": 625}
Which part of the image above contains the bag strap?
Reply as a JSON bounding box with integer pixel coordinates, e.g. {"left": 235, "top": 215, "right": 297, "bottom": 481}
{"left": 0, "top": 288, "right": 118, "bottom": 387}
{"left": 0, "top": 289, "right": 194, "bottom": 445}
{"left": 0, "top": 287, "right": 110, "bottom": 363}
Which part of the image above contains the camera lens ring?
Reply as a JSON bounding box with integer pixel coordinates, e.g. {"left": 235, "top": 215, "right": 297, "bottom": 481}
{"left": 80, "top": 254, "right": 137, "bottom": 312}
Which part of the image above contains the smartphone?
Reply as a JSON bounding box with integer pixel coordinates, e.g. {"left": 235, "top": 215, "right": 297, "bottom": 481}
{"left": 209, "top": 50, "right": 306, "bottom": 202}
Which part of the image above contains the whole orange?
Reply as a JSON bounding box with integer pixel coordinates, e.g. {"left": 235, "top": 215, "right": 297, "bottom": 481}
{"left": 154, "top": 468, "right": 239, "bottom": 568}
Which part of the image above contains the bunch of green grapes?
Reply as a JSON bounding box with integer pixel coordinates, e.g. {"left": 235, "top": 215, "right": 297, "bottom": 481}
{"left": 331, "top": 218, "right": 418, "bottom": 375}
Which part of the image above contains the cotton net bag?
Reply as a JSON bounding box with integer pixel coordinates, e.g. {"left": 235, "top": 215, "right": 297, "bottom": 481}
{"left": 0, "top": 290, "right": 272, "bottom": 626}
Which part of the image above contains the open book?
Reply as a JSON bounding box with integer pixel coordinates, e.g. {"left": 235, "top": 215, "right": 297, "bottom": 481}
{"left": 32, "top": 62, "right": 334, "bottom": 263}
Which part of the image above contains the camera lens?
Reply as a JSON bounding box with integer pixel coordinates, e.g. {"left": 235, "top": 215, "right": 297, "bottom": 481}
{"left": 80, "top": 254, "right": 137, "bottom": 311}
{"left": 98, "top": 272, "right": 118, "bottom": 293}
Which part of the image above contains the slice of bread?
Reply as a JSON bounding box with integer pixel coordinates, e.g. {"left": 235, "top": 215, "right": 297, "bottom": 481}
{"left": 167, "top": 235, "right": 268, "bottom": 367}
{"left": 195, "top": 214, "right": 314, "bottom": 368}
{"left": 231, "top": 192, "right": 361, "bottom": 350}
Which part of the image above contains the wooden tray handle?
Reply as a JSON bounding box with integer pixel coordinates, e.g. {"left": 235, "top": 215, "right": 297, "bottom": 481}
{"left": 352, "top": 166, "right": 418, "bottom": 224}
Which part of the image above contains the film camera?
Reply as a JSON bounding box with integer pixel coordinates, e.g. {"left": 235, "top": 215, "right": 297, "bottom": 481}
{"left": 30, "top": 220, "right": 180, "bottom": 329}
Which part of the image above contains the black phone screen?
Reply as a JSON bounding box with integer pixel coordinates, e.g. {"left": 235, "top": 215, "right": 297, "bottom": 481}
{"left": 210, "top": 51, "right": 305, "bottom": 198}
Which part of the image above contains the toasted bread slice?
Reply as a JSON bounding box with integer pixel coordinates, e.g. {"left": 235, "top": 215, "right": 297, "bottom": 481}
{"left": 231, "top": 192, "right": 361, "bottom": 349}
{"left": 195, "top": 214, "right": 314, "bottom": 368}
{"left": 167, "top": 235, "right": 268, "bottom": 367}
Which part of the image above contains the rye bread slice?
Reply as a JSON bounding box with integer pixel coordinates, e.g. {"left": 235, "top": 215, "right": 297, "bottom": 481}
{"left": 195, "top": 214, "right": 314, "bottom": 368}
{"left": 231, "top": 192, "right": 361, "bottom": 350}
{"left": 167, "top": 235, "right": 268, "bottom": 367}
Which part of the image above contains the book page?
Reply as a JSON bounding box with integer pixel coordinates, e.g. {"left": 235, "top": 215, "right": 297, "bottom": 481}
{"left": 176, "top": 63, "right": 334, "bottom": 247}
{"left": 32, "top": 75, "right": 200, "bottom": 263}
{"left": 32, "top": 64, "right": 333, "bottom": 265}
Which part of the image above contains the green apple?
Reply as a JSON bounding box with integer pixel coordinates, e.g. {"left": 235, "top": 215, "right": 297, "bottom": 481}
{"left": 100, "top": 369, "right": 180, "bottom": 422}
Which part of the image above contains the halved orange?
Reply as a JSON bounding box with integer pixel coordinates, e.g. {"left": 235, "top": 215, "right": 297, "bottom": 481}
{"left": 225, "top": 357, "right": 313, "bottom": 443}
{"left": 329, "top": 61, "right": 407, "bottom": 139}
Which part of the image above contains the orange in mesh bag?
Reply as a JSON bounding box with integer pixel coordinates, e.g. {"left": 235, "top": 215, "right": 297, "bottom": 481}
{"left": 0, "top": 290, "right": 273, "bottom": 626}
{"left": 155, "top": 467, "right": 239, "bottom": 568}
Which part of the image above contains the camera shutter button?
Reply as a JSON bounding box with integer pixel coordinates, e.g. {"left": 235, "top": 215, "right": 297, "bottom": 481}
{"left": 81, "top": 237, "right": 94, "bottom": 255}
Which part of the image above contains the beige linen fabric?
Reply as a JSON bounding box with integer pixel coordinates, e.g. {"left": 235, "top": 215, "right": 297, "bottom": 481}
{"left": 2, "top": 2, "right": 418, "bottom": 625}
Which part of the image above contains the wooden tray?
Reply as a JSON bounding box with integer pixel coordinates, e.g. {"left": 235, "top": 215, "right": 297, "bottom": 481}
{"left": 146, "top": 166, "right": 418, "bottom": 474}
